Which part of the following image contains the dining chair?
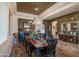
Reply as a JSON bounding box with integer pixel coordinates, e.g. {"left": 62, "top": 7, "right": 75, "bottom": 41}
{"left": 40, "top": 38, "right": 58, "bottom": 57}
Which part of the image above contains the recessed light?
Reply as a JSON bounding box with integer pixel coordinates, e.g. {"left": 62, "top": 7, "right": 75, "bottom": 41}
{"left": 34, "top": 7, "right": 39, "bottom": 11}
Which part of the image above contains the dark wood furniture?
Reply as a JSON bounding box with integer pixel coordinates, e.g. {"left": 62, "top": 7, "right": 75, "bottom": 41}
{"left": 28, "top": 39, "right": 48, "bottom": 48}
{"left": 26, "top": 37, "right": 48, "bottom": 57}
{"left": 59, "top": 21, "right": 79, "bottom": 44}
{"left": 59, "top": 34, "right": 79, "bottom": 44}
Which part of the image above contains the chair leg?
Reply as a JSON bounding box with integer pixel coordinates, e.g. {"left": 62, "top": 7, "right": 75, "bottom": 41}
{"left": 53, "top": 50, "right": 56, "bottom": 57}
{"left": 27, "top": 48, "right": 32, "bottom": 57}
{"left": 35, "top": 48, "right": 41, "bottom": 57}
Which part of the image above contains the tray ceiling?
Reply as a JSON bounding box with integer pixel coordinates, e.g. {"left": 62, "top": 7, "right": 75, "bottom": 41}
{"left": 17, "top": 2, "right": 56, "bottom": 15}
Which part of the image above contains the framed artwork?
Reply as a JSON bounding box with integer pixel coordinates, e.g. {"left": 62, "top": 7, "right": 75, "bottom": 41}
{"left": 23, "top": 22, "right": 31, "bottom": 32}
{"left": 71, "top": 22, "right": 77, "bottom": 30}
{"left": 23, "top": 22, "right": 30, "bottom": 28}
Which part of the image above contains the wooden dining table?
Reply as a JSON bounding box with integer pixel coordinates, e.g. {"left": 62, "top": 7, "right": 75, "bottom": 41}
{"left": 26, "top": 36, "right": 48, "bottom": 56}
{"left": 28, "top": 39, "right": 48, "bottom": 48}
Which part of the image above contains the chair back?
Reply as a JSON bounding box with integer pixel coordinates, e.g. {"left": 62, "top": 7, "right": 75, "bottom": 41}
{"left": 40, "top": 36, "right": 58, "bottom": 57}
{"left": 47, "top": 38, "right": 58, "bottom": 51}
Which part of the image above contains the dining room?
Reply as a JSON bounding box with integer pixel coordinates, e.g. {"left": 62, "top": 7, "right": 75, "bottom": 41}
{"left": 0, "top": 2, "right": 79, "bottom": 57}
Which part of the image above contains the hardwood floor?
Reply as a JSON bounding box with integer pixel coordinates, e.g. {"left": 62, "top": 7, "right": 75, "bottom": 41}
{"left": 56, "top": 40, "right": 79, "bottom": 57}
{"left": 10, "top": 40, "right": 79, "bottom": 57}
{"left": 10, "top": 43, "right": 27, "bottom": 57}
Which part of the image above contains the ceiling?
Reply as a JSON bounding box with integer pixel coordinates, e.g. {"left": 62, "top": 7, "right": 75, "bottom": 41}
{"left": 17, "top": 2, "right": 56, "bottom": 15}
{"left": 38, "top": 2, "right": 78, "bottom": 20}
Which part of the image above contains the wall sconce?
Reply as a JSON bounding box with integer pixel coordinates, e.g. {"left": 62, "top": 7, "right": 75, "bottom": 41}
{"left": 37, "top": 21, "right": 40, "bottom": 25}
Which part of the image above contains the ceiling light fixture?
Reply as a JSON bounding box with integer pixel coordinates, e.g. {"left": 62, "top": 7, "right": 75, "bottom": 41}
{"left": 32, "top": 4, "right": 39, "bottom": 24}
{"left": 34, "top": 7, "right": 39, "bottom": 11}
{"left": 33, "top": 4, "right": 39, "bottom": 11}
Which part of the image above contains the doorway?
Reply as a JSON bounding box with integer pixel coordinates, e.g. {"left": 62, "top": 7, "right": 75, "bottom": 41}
{"left": 52, "top": 21, "right": 57, "bottom": 38}
{"left": 18, "top": 19, "right": 35, "bottom": 32}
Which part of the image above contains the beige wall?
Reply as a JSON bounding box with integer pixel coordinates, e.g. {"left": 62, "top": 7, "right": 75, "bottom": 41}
{"left": 44, "top": 12, "right": 79, "bottom": 35}
{"left": 10, "top": 15, "right": 18, "bottom": 35}
{"left": 57, "top": 12, "right": 79, "bottom": 33}
{"left": 0, "top": 3, "right": 13, "bottom": 57}
{"left": 52, "top": 21, "right": 57, "bottom": 38}
{"left": 0, "top": 3, "right": 9, "bottom": 45}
